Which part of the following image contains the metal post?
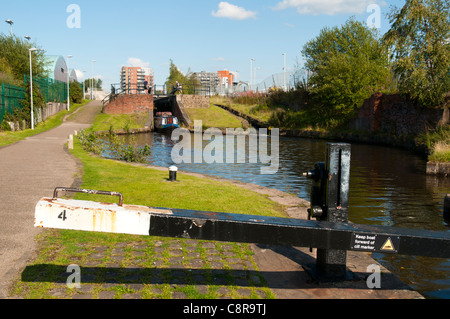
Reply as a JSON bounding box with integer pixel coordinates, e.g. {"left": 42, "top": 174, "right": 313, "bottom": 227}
{"left": 317, "top": 143, "right": 351, "bottom": 279}
{"left": 304, "top": 143, "right": 351, "bottom": 281}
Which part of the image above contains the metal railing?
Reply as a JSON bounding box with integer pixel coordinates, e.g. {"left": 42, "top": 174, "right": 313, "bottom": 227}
{"left": 0, "top": 83, "right": 26, "bottom": 123}
{"left": 0, "top": 76, "right": 67, "bottom": 124}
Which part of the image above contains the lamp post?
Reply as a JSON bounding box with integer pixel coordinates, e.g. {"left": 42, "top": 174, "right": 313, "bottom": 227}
{"left": 82, "top": 71, "right": 87, "bottom": 100}
{"left": 5, "top": 19, "right": 13, "bottom": 37}
{"left": 29, "top": 48, "right": 38, "bottom": 130}
{"left": 282, "top": 53, "right": 286, "bottom": 91}
{"left": 91, "top": 60, "right": 96, "bottom": 100}
{"left": 67, "top": 55, "right": 72, "bottom": 111}
{"left": 250, "top": 58, "right": 255, "bottom": 92}
{"left": 254, "top": 66, "right": 260, "bottom": 92}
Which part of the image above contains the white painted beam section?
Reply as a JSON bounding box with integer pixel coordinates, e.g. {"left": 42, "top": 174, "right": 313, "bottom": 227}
{"left": 34, "top": 198, "right": 172, "bottom": 236}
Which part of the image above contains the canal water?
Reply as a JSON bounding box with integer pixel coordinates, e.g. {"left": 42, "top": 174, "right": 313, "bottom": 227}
{"left": 112, "top": 132, "right": 450, "bottom": 299}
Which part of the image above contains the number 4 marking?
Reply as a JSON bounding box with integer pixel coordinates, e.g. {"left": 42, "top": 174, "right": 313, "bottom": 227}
{"left": 58, "top": 210, "right": 67, "bottom": 221}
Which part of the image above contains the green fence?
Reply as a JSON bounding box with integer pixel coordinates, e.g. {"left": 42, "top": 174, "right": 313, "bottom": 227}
{"left": 0, "top": 76, "right": 67, "bottom": 124}
{"left": 24, "top": 75, "right": 67, "bottom": 105}
{"left": 0, "top": 83, "right": 26, "bottom": 123}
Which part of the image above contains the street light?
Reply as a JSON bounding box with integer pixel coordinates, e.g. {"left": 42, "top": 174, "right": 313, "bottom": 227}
{"left": 82, "top": 71, "right": 87, "bottom": 100}
{"left": 67, "top": 55, "right": 72, "bottom": 111}
{"left": 250, "top": 59, "right": 255, "bottom": 92}
{"left": 24, "top": 35, "right": 31, "bottom": 41}
{"left": 29, "top": 48, "right": 38, "bottom": 130}
{"left": 5, "top": 19, "right": 13, "bottom": 37}
{"left": 282, "top": 53, "right": 286, "bottom": 91}
{"left": 91, "top": 60, "right": 96, "bottom": 100}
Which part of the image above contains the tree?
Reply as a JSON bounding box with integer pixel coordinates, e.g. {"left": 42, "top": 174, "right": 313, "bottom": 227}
{"left": 69, "top": 81, "right": 83, "bottom": 104}
{"left": 383, "top": 0, "right": 450, "bottom": 106}
{"left": 83, "top": 78, "right": 103, "bottom": 92}
{"left": 165, "top": 60, "right": 199, "bottom": 94}
{"left": 0, "top": 34, "right": 47, "bottom": 83}
{"left": 301, "top": 18, "right": 391, "bottom": 124}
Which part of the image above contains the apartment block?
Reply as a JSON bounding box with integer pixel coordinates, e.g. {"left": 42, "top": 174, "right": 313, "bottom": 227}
{"left": 193, "top": 71, "right": 220, "bottom": 89}
{"left": 121, "top": 66, "right": 154, "bottom": 94}
{"left": 217, "top": 70, "right": 235, "bottom": 87}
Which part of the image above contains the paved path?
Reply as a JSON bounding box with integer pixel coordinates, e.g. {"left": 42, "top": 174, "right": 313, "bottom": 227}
{"left": 0, "top": 101, "right": 102, "bottom": 298}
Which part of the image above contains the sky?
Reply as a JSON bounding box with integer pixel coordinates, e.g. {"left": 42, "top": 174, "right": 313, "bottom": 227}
{"left": 1, "top": 0, "right": 406, "bottom": 92}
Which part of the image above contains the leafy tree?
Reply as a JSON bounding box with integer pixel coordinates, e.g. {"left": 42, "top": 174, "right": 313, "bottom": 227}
{"left": 0, "top": 34, "right": 47, "bottom": 83}
{"left": 69, "top": 81, "right": 83, "bottom": 104}
{"left": 383, "top": 0, "right": 450, "bottom": 106}
{"left": 301, "top": 18, "right": 391, "bottom": 124}
{"left": 165, "top": 59, "right": 199, "bottom": 94}
{"left": 83, "top": 78, "right": 103, "bottom": 91}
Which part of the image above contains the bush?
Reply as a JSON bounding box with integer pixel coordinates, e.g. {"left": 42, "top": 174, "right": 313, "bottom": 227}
{"left": 77, "top": 130, "right": 151, "bottom": 164}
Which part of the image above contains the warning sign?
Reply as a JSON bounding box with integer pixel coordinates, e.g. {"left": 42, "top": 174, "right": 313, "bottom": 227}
{"left": 351, "top": 233, "right": 399, "bottom": 253}
{"left": 380, "top": 237, "right": 395, "bottom": 251}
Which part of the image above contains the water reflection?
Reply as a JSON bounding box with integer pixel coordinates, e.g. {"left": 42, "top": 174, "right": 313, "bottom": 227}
{"left": 112, "top": 132, "right": 449, "bottom": 299}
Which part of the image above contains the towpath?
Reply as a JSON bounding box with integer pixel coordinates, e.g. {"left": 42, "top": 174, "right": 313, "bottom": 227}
{"left": 0, "top": 100, "right": 102, "bottom": 298}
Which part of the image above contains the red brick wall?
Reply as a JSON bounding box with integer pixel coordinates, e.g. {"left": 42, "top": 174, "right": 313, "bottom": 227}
{"left": 350, "top": 93, "right": 448, "bottom": 136}
{"left": 103, "top": 94, "right": 154, "bottom": 114}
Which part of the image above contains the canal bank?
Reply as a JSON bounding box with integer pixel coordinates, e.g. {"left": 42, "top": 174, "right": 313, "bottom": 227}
{"left": 213, "top": 101, "right": 450, "bottom": 176}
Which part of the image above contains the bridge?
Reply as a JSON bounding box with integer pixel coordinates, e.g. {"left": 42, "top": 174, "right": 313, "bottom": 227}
{"left": 101, "top": 83, "right": 212, "bottom": 129}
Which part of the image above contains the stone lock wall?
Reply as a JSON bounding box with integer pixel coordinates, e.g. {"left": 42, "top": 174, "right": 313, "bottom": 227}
{"left": 103, "top": 94, "right": 154, "bottom": 114}
{"left": 176, "top": 95, "right": 210, "bottom": 109}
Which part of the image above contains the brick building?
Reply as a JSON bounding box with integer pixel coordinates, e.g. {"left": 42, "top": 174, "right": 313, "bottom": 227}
{"left": 217, "top": 70, "right": 235, "bottom": 87}
{"left": 121, "top": 66, "right": 154, "bottom": 94}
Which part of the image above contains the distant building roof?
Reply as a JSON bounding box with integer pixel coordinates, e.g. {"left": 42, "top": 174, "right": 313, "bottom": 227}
{"left": 44, "top": 55, "right": 68, "bottom": 83}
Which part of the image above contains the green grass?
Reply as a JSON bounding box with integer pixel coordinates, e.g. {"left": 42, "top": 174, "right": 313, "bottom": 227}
{"left": 419, "top": 124, "right": 450, "bottom": 162}
{"left": 89, "top": 112, "right": 150, "bottom": 132}
{"left": 185, "top": 103, "right": 243, "bottom": 129}
{"left": 70, "top": 138, "right": 285, "bottom": 216}
{"left": 210, "top": 96, "right": 276, "bottom": 124}
{"left": 0, "top": 100, "right": 90, "bottom": 147}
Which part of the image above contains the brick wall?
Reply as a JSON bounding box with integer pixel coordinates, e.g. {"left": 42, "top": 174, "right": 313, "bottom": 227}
{"left": 349, "top": 93, "right": 449, "bottom": 137}
{"left": 103, "top": 94, "right": 154, "bottom": 114}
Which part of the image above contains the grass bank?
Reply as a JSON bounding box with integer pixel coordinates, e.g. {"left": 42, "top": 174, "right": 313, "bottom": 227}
{"left": 88, "top": 112, "right": 150, "bottom": 133}
{"left": 0, "top": 100, "right": 90, "bottom": 147}
{"left": 185, "top": 102, "right": 243, "bottom": 129}
{"left": 214, "top": 95, "right": 450, "bottom": 163}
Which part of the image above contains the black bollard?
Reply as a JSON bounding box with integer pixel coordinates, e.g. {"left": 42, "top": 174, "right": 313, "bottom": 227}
{"left": 169, "top": 166, "right": 178, "bottom": 182}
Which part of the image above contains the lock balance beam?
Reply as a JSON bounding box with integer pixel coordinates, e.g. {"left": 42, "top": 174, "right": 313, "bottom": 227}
{"left": 35, "top": 193, "right": 450, "bottom": 259}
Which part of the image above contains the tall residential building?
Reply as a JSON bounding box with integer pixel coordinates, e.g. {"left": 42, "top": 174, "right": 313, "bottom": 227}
{"left": 193, "top": 71, "right": 220, "bottom": 94}
{"left": 121, "top": 66, "right": 154, "bottom": 94}
{"left": 217, "top": 70, "right": 235, "bottom": 87}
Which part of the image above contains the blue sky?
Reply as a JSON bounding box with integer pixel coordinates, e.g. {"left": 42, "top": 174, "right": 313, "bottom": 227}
{"left": 1, "top": 0, "right": 406, "bottom": 92}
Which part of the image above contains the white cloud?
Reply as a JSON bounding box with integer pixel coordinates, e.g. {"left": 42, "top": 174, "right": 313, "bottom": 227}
{"left": 274, "top": 0, "right": 382, "bottom": 16}
{"left": 212, "top": 2, "right": 257, "bottom": 20}
{"left": 211, "top": 57, "right": 225, "bottom": 61}
{"left": 126, "top": 57, "right": 150, "bottom": 68}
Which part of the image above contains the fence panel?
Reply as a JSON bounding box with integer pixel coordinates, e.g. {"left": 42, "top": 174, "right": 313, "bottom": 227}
{"left": 0, "top": 76, "right": 67, "bottom": 124}
{"left": 0, "top": 83, "right": 26, "bottom": 123}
